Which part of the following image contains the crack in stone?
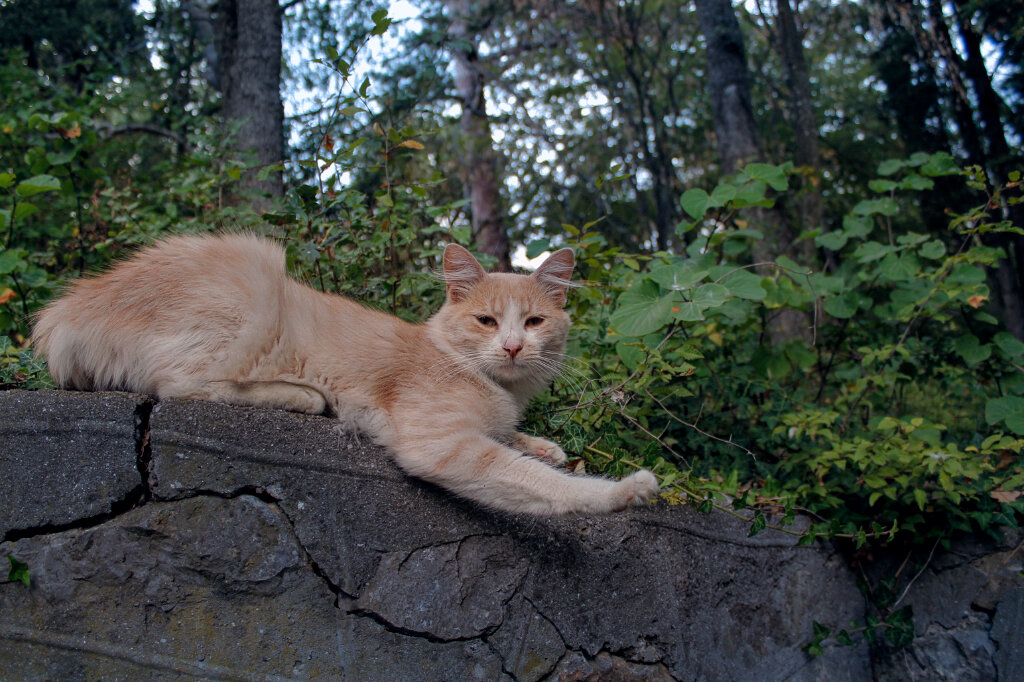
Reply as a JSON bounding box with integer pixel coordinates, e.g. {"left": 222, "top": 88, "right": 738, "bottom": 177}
{"left": 3, "top": 398, "right": 156, "bottom": 543}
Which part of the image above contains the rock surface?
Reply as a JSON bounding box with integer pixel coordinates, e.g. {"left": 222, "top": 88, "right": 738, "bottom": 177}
{"left": 0, "top": 389, "right": 1018, "bottom": 680}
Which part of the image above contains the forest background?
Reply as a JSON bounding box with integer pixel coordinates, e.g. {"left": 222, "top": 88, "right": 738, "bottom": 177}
{"left": 1, "top": 0, "right": 1023, "bottom": 649}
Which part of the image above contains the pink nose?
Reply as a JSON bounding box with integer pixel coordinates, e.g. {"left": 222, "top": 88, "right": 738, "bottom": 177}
{"left": 504, "top": 343, "right": 523, "bottom": 359}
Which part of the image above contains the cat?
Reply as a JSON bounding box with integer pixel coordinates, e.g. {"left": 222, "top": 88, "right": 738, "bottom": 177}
{"left": 32, "top": 233, "right": 659, "bottom": 515}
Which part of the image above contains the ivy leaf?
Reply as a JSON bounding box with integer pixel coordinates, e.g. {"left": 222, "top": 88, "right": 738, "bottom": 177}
{"left": 748, "top": 510, "right": 767, "bottom": 537}
{"left": 7, "top": 555, "right": 29, "bottom": 587}
{"left": 610, "top": 279, "right": 676, "bottom": 337}
{"left": 15, "top": 174, "right": 61, "bottom": 197}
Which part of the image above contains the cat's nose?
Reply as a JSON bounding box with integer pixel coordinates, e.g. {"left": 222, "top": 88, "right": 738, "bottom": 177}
{"left": 504, "top": 342, "right": 523, "bottom": 359}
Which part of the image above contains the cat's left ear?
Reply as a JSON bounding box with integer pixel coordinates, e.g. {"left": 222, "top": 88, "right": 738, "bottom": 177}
{"left": 531, "top": 248, "right": 576, "bottom": 306}
{"left": 443, "top": 244, "right": 487, "bottom": 303}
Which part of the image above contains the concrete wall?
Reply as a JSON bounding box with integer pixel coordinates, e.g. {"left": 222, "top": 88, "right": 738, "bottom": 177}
{"left": 0, "top": 390, "right": 1019, "bottom": 681}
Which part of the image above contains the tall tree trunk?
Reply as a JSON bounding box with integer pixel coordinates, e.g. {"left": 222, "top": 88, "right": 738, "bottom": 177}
{"left": 448, "top": 0, "right": 512, "bottom": 271}
{"left": 774, "top": 0, "right": 822, "bottom": 234}
{"left": 694, "top": 0, "right": 762, "bottom": 173}
{"left": 952, "top": 0, "right": 1024, "bottom": 340}
{"left": 694, "top": 0, "right": 814, "bottom": 343}
{"left": 213, "top": 0, "right": 284, "bottom": 210}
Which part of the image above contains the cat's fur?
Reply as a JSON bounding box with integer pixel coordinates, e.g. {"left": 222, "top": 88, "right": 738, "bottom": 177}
{"left": 32, "top": 233, "right": 659, "bottom": 514}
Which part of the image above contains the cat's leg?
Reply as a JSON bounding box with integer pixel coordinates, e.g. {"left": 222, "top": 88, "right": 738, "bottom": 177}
{"left": 392, "top": 432, "right": 658, "bottom": 515}
{"left": 166, "top": 379, "right": 327, "bottom": 414}
{"left": 510, "top": 432, "right": 567, "bottom": 465}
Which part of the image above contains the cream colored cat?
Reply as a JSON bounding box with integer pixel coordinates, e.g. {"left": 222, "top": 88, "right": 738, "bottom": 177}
{"left": 32, "top": 233, "right": 659, "bottom": 515}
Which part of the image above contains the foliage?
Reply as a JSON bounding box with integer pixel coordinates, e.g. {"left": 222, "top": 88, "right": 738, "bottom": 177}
{"left": 6, "top": 555, "right": 29, "bottom": 588}
{"left": 522, "top": 155, "right": 1024, "bottom": 552}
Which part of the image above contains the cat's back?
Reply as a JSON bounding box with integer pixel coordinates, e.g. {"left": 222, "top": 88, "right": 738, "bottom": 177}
{"left": 33, "top": 233, "right": 291, "bottom": 389}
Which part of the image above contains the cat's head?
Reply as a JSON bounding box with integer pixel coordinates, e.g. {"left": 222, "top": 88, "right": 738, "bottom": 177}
{"left": 431, "top": 244, "right": 575, "bottom": 386}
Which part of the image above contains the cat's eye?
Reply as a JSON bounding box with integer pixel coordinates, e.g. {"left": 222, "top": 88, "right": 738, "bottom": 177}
{"left": 475, "top": 315, "right": 498, "bottom": 327}
{"left": 525, "top": 317, "right": 545, "bottom": 327}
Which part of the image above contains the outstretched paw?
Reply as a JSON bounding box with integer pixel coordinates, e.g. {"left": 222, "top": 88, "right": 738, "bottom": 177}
{"left": 614, "top": 469, "right": 660, "bottom": 511}
{"left": 512, "top": 433, "right": 568, "bottom": 465}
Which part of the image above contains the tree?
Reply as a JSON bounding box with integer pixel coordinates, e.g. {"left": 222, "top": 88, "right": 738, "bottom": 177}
{"left": 212, "top": 0, "right": 285, "bottom": 208}
{"left": 446, "top": 0, "right": 512, "bottom": 270}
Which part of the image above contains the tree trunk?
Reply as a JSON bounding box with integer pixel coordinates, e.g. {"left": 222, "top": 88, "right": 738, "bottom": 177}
{"left": 213, "top": 0, "right": 284, "bottom": 210}
{"left": 952, "top": 0, "right": 1024, "bottom": 340}
{"left": 774, "top": 0, "right": 822, "bottom": 235}
{"left": 448, "top": 0, "right": 512, "bottom": 271}
{"left": 693, "top": 0, "right": 761, "bottom": 173}
{"left": 694, "top": 0, "right": 813, "bottom": 343}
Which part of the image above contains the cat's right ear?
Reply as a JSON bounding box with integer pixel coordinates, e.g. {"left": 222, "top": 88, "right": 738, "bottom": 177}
{"left": 443, "top": 244, "right": 487, "bottom": 303}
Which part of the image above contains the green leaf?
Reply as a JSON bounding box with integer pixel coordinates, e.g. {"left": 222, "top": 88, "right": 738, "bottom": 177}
{"left": 815, "top": 230, "right": 848, "bottom": 251}
{"left": 899, "top": 174, "right": 934, "bottom": 191}
{"left": 692, "top": 282, "right": 729, "bottom": 308}
{"left": 919, "top": 240, "right": 945, "bottom": 260}
{"left": 7, "top": 555, "right": 29, "bottom": 587}
{"left": 717, "top": 269, "right": 766, "bottom": 300}
{"left": 878, "top": 159, "right": 904, "bottom": 176}
{"left": 610, "top": 279, "right": 676, "bottom": 337}
{"left": 15, "top": 174, "right": 60, "bottom": 197}
{"left": 852, "top": 241, "right": 897, "bottom": 263}
{"left": 0, "top": 249, "right": 24, "bottom": 275}
{"left": 853, "top": 198, "right": 899, "bottom": 217}
{"left": 994, "top": 332, "right": 1024, "bottom": 358}
{"left": 868, "top": 179, "right": 898, "bottom": 193}
{"left": 681, "top": 188, "right": 710, "bottom": 220}
{"left": 986, "top": 397, "right": 1024, "bottom": 434}
{"left": 748, "top": 510, "right": 767, "bottom": 537}
{"left": 708, "top": 183, "right": 736, "bottom": 207}
{"left": 649, "top": 260, "right": 709, "bottom": 291}
{"left": 920, "top": 152, "right": 959, "bottom": 177}
{"left": 914, "top": 488, "right": 927, "bottom": 511}
{"left": 953, "top": 334, "right": 991, "bottom": 365}
{"left": 673, "top": 301, "right": 706, "bottom": 322}
{"left": 526, "top": 238, "right": 551, "bottom": 259}
{"left": 878, "top": 253, "right": 918, "bottom": 282}
{"left": 615, "top": 340, "right": 644, "bottom": 370}
{"left": 743, "top": 163, "right": 788, "bottom": 191}
{"left": 842, "top": 215, "right": 873, "bottom": 238}
{"left": 733, "top": 180, "right": 768, "bottom": 206}
{"left": 13, "top": 202, "right": 38, "bottom": 221}
{"left": 0, "top": 172, "right": 15, "bottom": 188}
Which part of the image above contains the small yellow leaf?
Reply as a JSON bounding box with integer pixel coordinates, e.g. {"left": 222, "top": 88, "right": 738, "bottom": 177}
{"left": 58, "top": 125, "right": 82, "bottom": 139}
{"left": 968, "top": 295, "right": 988, "bottom": 308}
{"left": 398, "top": 139, "right": 424, "bottom": 150}
{"left": 0, "top": 288, "right": 16, "bottom": 304}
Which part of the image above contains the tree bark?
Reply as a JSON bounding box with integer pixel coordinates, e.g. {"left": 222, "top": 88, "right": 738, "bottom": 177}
{"left": 213, "top": 0, "right": 284, "bottom": 210}
{"left": 694, "top": 0, "right": 814, "bottom": 343}
{"left": 774, "top": 0, "right": 823, "bottom": 234}
{"left": 448, "top": 0, "right": 512, "bottom": 271}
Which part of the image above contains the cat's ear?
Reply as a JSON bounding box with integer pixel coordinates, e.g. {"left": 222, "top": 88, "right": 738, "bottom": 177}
{"left": 531, "top": 248, "right": 575, "bottom": 306}
{"left": 443, "top": 244, "right": 487, "bottom": 303}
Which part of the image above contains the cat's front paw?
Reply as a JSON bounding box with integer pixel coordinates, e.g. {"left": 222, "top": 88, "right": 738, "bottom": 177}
{"left": 513, "top": 433, "right": 568, "bottom": 466}
{"left": 613, "top": 469, "right": 660, "bottom": 510}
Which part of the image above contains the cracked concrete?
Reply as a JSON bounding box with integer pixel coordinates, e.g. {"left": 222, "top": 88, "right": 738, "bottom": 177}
{"left": 0, "top": 390, "right": 1018, "bottom": 680}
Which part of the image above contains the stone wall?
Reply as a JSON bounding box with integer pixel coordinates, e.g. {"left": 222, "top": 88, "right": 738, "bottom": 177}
{"left": 0, "top": 389, "right": 1019, "bottom": 681}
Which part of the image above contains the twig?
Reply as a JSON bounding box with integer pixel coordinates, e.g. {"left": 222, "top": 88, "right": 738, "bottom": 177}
{"left": 891, "top": 537, "right": 940, "bottom": 610}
